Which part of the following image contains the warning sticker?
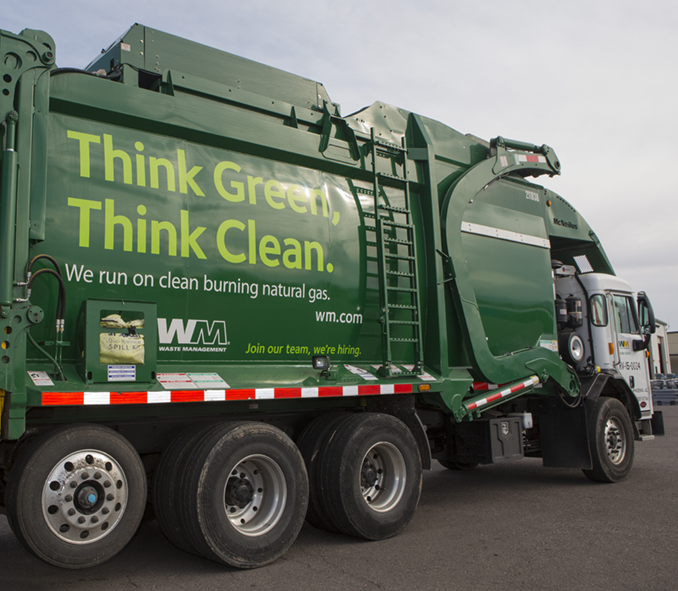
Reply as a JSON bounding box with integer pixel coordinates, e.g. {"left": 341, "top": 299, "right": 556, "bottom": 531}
{"left": 344, "top": 364, "right": 378, "bottom": 380}
{"left": 539, "top": 339, "right": 559, "bottom": 353}
{"left": 27, "top": 371, "right": 54, "bottom": 387}
{"left": 157, "top": 373, "right": 198, "bottom": 390}
{"left": 187, "top": 373, "right": 230, "bottom": 389}
{"left": 402, "top": 365, "right": 437, "bottom": 381}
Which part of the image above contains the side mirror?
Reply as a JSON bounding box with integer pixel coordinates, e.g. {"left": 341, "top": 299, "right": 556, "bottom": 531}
{"left": 637, "top": 292, "right": 656, "bottom": 335}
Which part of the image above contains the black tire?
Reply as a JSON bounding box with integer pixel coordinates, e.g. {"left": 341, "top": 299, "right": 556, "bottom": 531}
{"left": 317, "top": 413, "right": 422, "bottom": 540}
{"left": 438, "top": 459, "right": 480, "bottom": 471}
{"left": 153, "top": 422, "right": 219, "bottom": 555}
{"left": 5, "top": 424, "right": 146, "bottom": 569}
{"left": 583, "top": 397, "right": 635, "bottom": 483}
{"left": 296, "top": 412, "right": 352, "bottom": 532}
{"left": 179, "top": 422, "right": 308, "bottom": 568}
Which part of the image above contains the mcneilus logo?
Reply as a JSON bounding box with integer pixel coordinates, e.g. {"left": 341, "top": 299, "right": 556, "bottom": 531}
{"left": 157, "top": 318, "right": 229, "bottom": 352}
{"left": 552, "top": 218, "right": 578, "bottom": 230}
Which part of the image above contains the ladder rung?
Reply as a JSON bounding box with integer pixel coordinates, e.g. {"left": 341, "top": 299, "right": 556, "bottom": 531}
{"left": 387, "top": 287, "right": 417, "bottom": 293}
{"left": 389, "top": 321, "right": 419, "bottom": 326}
{"left": 379, "top": 204, "right": 411, "bottom": 214}
{"left": 386, "top": 271, "right": 414, "bottom": 278}
{"left": 385, "top": 254, "right": 415, "bottom": 261}
{"left": 389, "top": 304, "right": 417, "bottom": 310}
{"left": 390, "top": 338, "right": 419, "bottom": 343}
{"left": 384, "top": 238, "right": 412, "bottom": 246}
{"left": 374, "top": 139, "right": 406, "bottom": 151}
{"left": 381, "top": 221, "right": 413, "bottom": 230}
{"left": 377, "top": 172, "right": 407, "bottom": 183}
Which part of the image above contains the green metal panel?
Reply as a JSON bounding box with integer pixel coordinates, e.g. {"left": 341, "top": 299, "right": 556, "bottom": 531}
{"left": 33, "top": 112, "right": 371, "bottom": 366}
{"left": 0, "top": 24, "right": 622, "bottom": 440}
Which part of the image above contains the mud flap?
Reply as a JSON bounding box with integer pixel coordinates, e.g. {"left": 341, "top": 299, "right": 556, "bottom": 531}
{"left": 651, "top": 411, "right": 665, "bottom": 436}
{"left": 539, "top": 401, "right": 592, "bottom": 469}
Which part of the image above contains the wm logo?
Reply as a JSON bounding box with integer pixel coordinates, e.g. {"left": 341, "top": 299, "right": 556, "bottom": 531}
{"left": 157, "top": 318, "right": 227, "bottom": 345}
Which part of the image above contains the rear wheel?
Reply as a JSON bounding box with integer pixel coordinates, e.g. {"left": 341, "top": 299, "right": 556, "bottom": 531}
{"left": 296, "top": 412, "right": 352, "bottom": 532}
{"left": 179, "top": 422, "right": 308, "bottom": 568}
{"left": 583, "top": 397, "right": 635, "bottom": 483}
{"left": 6, "top": 424, "right": 146, "bottom": 569}
{"left": 154, "top": 422, "right": 218, "bottom": 555}
{"left": 317, "top": 413, "right": 422, "bottom": 540}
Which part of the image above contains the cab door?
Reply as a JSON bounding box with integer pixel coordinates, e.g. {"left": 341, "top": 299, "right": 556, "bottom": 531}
{"left": 610, "top": 293, "right": 652, "bottom": 416}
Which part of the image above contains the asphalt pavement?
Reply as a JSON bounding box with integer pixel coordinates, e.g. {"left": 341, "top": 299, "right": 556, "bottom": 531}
{"left": 2, "top": 406, "right": 677, "bottom": 591}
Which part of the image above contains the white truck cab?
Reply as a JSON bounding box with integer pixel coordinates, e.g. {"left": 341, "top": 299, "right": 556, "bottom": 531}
{"left": 579, "top": 274, "right": 653, "bottom": 418}
{"left": 553, "top": 264, "right": 656, "bottom": 430}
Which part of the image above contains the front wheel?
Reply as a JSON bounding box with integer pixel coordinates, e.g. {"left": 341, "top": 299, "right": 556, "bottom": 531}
{"left": 438, "top": 459, "right": 480, "bottom": 471}
{"left": 583, "top": 397, "right": 635, "bottom": 483}
{"left": 6, "top": 424, "right": 146, "bottom": 568}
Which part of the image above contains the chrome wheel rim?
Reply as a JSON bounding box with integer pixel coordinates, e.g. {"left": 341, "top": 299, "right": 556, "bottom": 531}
{"left": 360, "top": 442, "right": 406, "bottom": 513}
{"left": 604, "top": 417, "right": 627, "bottom": 465}
{"left": 224, "top": 455, "right": 286, "bottom": 536}
{"left": 42, "top": 450, "right": 128, "bottom": 544}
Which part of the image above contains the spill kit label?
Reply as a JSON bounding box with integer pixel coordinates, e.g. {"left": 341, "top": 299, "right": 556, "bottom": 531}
{"left": 99, "top": 333, "right": 145, "bottom": 365}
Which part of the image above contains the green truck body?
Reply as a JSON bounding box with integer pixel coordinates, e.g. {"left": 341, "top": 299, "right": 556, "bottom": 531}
{"left": 0, "top": 25, "right": 662, "bottom": 569}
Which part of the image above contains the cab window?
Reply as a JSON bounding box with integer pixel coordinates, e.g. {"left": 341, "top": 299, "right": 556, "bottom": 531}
{"left": 612, "top": 295, "right": 639, "bottom": 334}
{"left": 590, "top": 294, "right": 608, "bottom": 326}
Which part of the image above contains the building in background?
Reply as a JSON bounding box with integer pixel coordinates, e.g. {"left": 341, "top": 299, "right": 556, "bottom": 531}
{"left": 650, "top": 320, "right": 671, "bottom": 377}
{"left": 667, "top": 330, "right": 678, "bottom": 376}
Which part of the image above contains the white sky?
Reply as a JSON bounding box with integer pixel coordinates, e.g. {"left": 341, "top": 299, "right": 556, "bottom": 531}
{"left": 4, "top": 1, "right": 677, "bottom": 328}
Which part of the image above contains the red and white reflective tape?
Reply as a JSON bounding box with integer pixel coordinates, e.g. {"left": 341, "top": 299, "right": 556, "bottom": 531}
{"left": 466, "top": 375, "right": 539, "bottom": 411}
{"left": 472, "top": 382, "right": 499, "bottom": 391}
{"left": 41, "top": 383, "right": 415, "bottom": 407}
{"left": 516, "top": 154, "right": 546, "bottom": 164}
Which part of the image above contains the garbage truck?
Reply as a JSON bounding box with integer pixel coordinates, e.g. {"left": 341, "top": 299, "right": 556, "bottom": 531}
{"left": 0, "top": 24, "right": 664, "bottom": 569}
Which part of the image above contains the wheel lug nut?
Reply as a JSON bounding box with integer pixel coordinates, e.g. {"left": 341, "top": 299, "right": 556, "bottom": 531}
{"left": 104, "top": 481, "right": 111, "bottom": 488}
{"left": 91, "top": 516, "right": 99, "bottom": 524}
{"left": 78, "top": 517, "right": 86, "bottom": 524}
{"left": 102, "top": 507, "right": 109, "bottom": 515}
{"left": 65, "top": 495, "right": 73, "bottom": 502}
{"left": 94, "top": 472, "right": 102, "bottom": 480}
{"left": 68, "top": 508, "right": 76, "bottom": 516}
{"left": 81, "top": 472, "right": 89, "bottom": 480}
{"left": 107, "top": 494, "right": 114, "bottom": 501}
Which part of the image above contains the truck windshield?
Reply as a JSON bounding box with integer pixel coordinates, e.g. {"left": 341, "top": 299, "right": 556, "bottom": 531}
{"left": 612, "top": 295, "right": 639, "bottom": 334}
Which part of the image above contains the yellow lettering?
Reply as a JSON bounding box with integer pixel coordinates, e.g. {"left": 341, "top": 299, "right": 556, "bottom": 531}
{"left": 68, "top": 198, "right": 102, "bottom": 247}
{"left": 216, "top": 220, "right": 247, "bottom": 263}
{"left": 265, "top": 180, "right": 286, "bottom": 210}
{"left": 214, "top": 161, "right": 245, "bottom": 202}
{"left": 287, "top": 185, "right": 308, "bottom": 214}
{"left": 67, "top": 131, "right": 101, "bottom": 178}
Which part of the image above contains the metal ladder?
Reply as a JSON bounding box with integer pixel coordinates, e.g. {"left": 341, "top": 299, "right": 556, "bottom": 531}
{"left": 367, "top": 129, "right": 423, "bottom": 377}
